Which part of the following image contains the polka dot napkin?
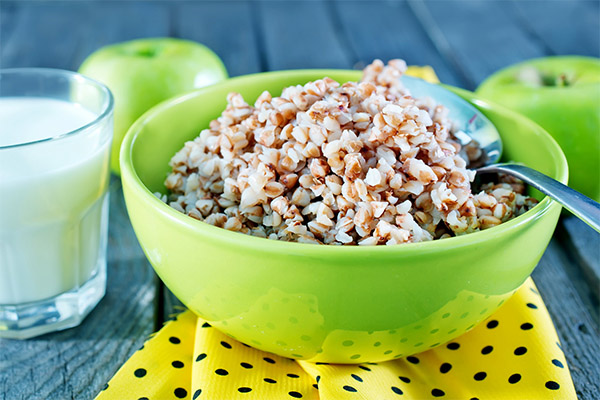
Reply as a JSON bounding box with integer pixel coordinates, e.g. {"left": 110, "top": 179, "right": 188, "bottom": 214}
{"left": 95, "top": 278, "right": 575, "bottom": 400}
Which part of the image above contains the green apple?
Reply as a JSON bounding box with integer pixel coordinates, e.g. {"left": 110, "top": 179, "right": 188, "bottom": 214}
{"left": 477, "top": 56, "right": 600, "bottom": 201}
{"left": 79, "top": 38, "right": 228, "bottom": 174}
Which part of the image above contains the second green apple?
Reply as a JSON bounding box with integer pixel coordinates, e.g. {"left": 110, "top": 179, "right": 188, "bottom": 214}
{"left": 79, "top": 38, "right": 228, "bottom": 174}
{"left": 477, "top": 56, "right": 600, "bottom": 201}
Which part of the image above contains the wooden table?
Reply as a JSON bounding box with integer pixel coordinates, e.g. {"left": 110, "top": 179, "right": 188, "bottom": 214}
{"left": 1, "top": 1, "right": 598, "bottom": 399}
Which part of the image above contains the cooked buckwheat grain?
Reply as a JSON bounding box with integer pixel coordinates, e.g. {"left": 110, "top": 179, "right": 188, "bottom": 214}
{"left": 161, "top": 60, "right": 537, "bottom": 245}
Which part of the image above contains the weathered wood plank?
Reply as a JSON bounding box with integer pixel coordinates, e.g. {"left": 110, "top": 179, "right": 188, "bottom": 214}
{"left": 532, "top": 239, "right": 600, "bottom": 400}
{"left": 0, "top": 2, "right": 85, "bottom": 69}
{"left": 0, "top": 179, "right": 156, "bottom": 400}
{"left": 175, "top": 0, "right": 262, "bottom": 77}
{"left": 512, "top": 0, "right": 600, "bottom": 58}
{"left": 411, "top": 0, "right": 548, "bottom": 89}
{"left": 333, "top": 0, "right": 466, "bottom": 87}
{"left": 71, "top": 2, "right": 171, "bottom": 70}
{"left": 0, "top": 2, "right": 19, "bottom": 63}
{"left": 0, "top": 1, "right": 170, "bottom": 70}
{"left": 255, "top": 0, "right": 353, "bottom": 70}
{"left": 106, "top": 178, "right": 146, "bottom": 263}
{"left": 560, "top": 217, "right": 600, "bottom": 301}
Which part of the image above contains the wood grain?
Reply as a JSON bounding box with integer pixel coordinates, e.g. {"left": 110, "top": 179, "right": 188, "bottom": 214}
{"left": 0, "top": 1, "right": 170, "bottom": 71}
{"left": 0, "top": 2, "right": 87, "bottom": 70}
{"left": 255, "top": 0, "right": 353, "bottom": 70}
{"left": 0, "top": 1, "right": 18, "bottom": 57}
{"left": 512, "top": 0, "right": 600, "bottom": 58}
{"left": 413, "top": 0, "right": 547, "bottom": 88}
{"left": 532, "top": 239, "right": 600, "bottom": 400}
{"left": 70, "top": 2, "right": 171, "bottom": 70}
{"left": 175, "top": 0, "right": 262, "bottom": 77}
{"left": 560, "top": 217, "right": 600, "bottom": 302}
{"left": 331, "top": 0, "right": 466, "bottom": 87}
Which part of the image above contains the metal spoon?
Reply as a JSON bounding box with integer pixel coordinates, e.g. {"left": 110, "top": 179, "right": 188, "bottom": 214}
{"left": 402, "top": 76, "right": 600, "bottom": 232}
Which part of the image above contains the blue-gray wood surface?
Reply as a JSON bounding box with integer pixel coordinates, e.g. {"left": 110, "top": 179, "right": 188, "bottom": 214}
{"left": 0, "top": 1, "right": 599, "bottom": 399}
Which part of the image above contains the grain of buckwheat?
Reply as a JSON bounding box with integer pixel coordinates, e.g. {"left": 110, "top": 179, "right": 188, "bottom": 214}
{"left": 161, "top": 60, "right": 537, "bottom": 245}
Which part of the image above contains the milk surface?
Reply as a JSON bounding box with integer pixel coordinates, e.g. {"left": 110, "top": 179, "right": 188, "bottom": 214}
{"left": 0, "top": 97, "right": 111, "bottom": 304}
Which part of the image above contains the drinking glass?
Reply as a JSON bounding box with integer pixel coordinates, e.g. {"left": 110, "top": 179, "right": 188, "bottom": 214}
{"left": 0, "top": 68, "right": 113, "bottom": 339}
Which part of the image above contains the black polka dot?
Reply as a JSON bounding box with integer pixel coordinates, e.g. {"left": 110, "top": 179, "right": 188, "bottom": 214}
{"left": 474, "top": 372, "right": 487, "bottom": 381}
{"left": 172, "top": 360, "right": 184, "bottom": 369}
{"left": 343, "top": 385, "right": 357, "bottom": 392}
{"left": 238, "top": 387, "right": 252, "bottom": 393}
{"left": 287, "top": 373, "right": 300, "bottom": 378}
{"left": 432, "top": 388, "right": 445, "bottom": 397}
{"left": 134, "top": 368, "right": 146, "bottom": 378}
{"left": 196, "top": 353, "right": 207, "bottom": 362}
{"left": 102, "top": 383, "right": 108, "bottom": 391}
{"left": 264, "top": 357, "right": 276, "bottom": 364}
{"left": 508, "top": 373, "right": 521, "bottom": 384}
{"left": 446, "top": 342, "right": 460, "bottom": 350}
{"left": 545, "top": 381, "right": 560, "bottom": 390}
{"left": 193, "top": 389, "right": 202, "bottom": 399}
{"left": 399, "top": 376, "right": 411, "bottom": 383}
{"left": 440, "top": 363, "right": 452, "bottom": 373}
{"left": 552, "top": 359, "right": 564, "bottom": 368}
{"left": 359, "top": 365, "right": 371, "bottom": 371}
{"left": 241, "top": 362, "right": 253, "bottom": 369}
{"left": 264, "top": 378, "right": 277, "bottom": 383}
{"left": 215, "top": 368, "right": 229, "bottom": 376}
{"left": 312, "top": 384, "right": 318, "bottom": 389}
{"left": 406, "top": 356, "right": 419, "bottom": 364}
{"left": 391, "top": 386, "right": 403, "bottom": 395}
{"left": 289, "top": 391, "right": 303, "bottom": 398}
{"left": 138, "top": 397, "right": 149, "bottom": 400}
{"left": 202, "top": 322, "right": 211, "bottom": 328}
{"left": 315, "top": 362, "right": 329, "bottom": 365}
{"left": 316, "top": 376, "right": 321, "bottom": 383}
{"left": 470, "top": 398, "right": 479, "bottom": 400}
{"left": 514, "top": 347, "right": 527, "bottom": 356}
{"left": 486, "top": 320, "right": 498, "bottom": 329}
{"left": 520, "top": 323, "right": 533, "bottom": 330}
{"left": 351, "top": 374, "right": 363, "bottom": 382}
{"left": 481, "top": 345, "right": 493, "bottom": 355}
{"left": 221, "top": 341, "right": 232, "bottom": 349}
{"left": 174, "top": 388, "right": 187, "bottom": 398}
{"left": 169, "top": 336, "right": 181, "bottom": 344}
{"left": 526, "top": 302, "right": 538, "bottom": 309}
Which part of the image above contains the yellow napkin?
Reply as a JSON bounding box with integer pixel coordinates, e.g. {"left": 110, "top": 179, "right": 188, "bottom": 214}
{"left": 96, "top": 278, "right": 575, "bottom": 400}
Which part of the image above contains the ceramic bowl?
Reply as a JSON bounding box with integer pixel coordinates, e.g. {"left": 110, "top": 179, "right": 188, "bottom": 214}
{"left": 120, "top": 70, "right": 567, "bottom": 363}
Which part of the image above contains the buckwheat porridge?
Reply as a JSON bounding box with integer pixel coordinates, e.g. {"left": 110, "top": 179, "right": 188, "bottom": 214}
{"left": 159, "top": 60, "right": 537, "bottom": 245}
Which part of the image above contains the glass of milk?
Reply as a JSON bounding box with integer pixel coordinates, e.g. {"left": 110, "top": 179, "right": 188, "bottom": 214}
{"left": 0, "top": 69, "right": 113, "bottom": 339}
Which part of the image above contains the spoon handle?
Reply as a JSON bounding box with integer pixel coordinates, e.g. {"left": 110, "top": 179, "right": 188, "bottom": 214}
{"left": 477, "top": 163, "right": 600, "bottom": 232}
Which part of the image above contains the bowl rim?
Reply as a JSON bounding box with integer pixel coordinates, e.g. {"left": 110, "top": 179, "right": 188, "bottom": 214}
{"left": 120, "top": 68, "right": 567, "bottom": 256}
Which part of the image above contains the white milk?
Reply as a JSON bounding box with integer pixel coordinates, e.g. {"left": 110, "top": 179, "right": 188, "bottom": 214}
{"left": 0, "top": 98, "right": 111, "bottom": 304}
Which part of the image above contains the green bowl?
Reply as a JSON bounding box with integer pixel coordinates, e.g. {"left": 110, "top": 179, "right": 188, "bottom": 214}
{"left": 121, "top": 70, "right": 567, "bottom": 363}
